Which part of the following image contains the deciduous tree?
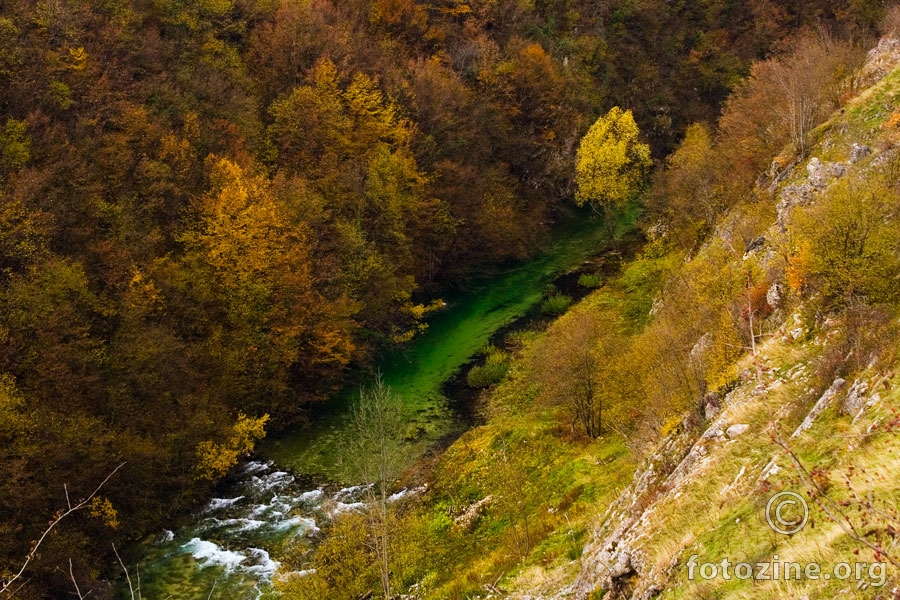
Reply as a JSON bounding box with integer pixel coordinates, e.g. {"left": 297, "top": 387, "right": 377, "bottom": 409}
{"left": 534, "top": 307, "right": 625, "bottom": 437}
{"left": 788, "top": 176, "right": 900, "bottom": 307}
{"left": 181, "top": 156, "right": 355, "bottom": 415}
{"left": 575, "top": 107, "right": 652, "bottom": 237}
{"left": 650, "top": 122, "right": 724, "bottom": 248}
{"left": 339, "top": 375, "right": 408, "bottom": 598}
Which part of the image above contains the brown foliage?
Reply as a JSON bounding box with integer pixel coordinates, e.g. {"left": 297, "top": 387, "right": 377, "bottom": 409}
{"left": 718, "top": 30, "right": 866, "bottom": 182}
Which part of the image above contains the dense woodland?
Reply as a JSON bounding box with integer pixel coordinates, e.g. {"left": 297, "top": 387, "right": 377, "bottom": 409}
{"left": 0, "top": 0, "right": 894, "bottom": 596}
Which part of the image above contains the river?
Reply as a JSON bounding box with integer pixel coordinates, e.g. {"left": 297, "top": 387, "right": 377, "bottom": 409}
{"left": 125, "top": 210, "right": 615, "bottom": 599}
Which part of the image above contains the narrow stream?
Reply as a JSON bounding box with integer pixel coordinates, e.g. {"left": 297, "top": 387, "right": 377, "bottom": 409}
{"left": 126, "top": 211, "right": 614, "bottom": 599}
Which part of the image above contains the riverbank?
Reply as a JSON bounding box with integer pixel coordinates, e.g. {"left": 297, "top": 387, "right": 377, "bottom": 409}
{"left": 124, "top": 206, "right": 639, "bottom": 598}
{"left": 274, "top": 225, "right": 655, "bottom": 598}
{"left": 257, "top": 209, "right": 633, "bottom": 478}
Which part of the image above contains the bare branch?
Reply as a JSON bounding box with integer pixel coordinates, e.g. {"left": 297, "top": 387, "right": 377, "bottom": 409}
{"left": 772, "top": 436, "right": 900, "bottom": 569}
{"left": 69, "top": 559, "right": 83, "bottom": 600}
{"left": 112, "top": 543, "right": 135, "bottom": 600}
{"left": 0, "top": 462, "right": 126, "bottom": 596}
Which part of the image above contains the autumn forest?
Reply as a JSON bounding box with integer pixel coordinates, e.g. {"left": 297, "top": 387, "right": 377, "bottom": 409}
{"left": 0, "top": 0, "right": 896, "bottom": 597}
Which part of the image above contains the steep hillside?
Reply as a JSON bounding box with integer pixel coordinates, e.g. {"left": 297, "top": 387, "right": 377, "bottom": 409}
{"left": 504, "top": 36, "right": 900, "bottom": 600}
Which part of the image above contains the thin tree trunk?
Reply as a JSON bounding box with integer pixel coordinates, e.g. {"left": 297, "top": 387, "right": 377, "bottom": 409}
{"left": 604, "top": 202, "right": 615, "bottom": 239}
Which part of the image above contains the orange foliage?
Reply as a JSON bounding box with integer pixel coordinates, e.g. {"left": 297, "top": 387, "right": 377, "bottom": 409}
{"left": 787, "top": 240, "right": 812, "bottom": 292}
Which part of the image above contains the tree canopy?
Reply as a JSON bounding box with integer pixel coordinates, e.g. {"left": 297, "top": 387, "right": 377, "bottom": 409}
{"left": 575, "top": 107, "right": 652, "bottom": 234}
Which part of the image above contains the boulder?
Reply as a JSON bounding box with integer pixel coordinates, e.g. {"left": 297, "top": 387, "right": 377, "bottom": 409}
{"left": 726, "top": 424, "right": 750, "bottom": 438}
{"left": 807, "top": 157, "right": 828, "bottom": 189}
{"left": 807, "top": 157, "right": 847, "bottom": 189}
{"left": 841, "top": 379, "right": 869, "bottom": 417}
{"left": 704, "top": 392, "right": 722, "bottom": 420}
{"left": 859, "top": 35, "right": 900, "bottom": 86}
{"left": 608, "top": 548, "right": 634, "bottom": 579}
{"left": 776, "top": 182, "right": 813, "bottom": 230}
{"left": 850, "top": 143, "right": 872, "bottom": 163}
{"left": 766, "top": 283, "right": 783, "bottom": 309}
{"left": 745, "top": 235, "right": 766, "bottom": 255}
{"left": 791, "top": 378, "right": 846, "bottom": 438}
{"left": 828, "top": 162, "right": 847, "bottom": 178}
{"left": 453, "top": 495, "right": 493, "bottom": 530}
{"left": 702, "top": 423, "right": 725, "bottom": 440}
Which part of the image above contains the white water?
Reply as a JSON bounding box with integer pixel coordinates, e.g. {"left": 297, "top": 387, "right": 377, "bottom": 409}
{"left": 206, "top": 496, "right": 245, "bottom": 511}
{"left": 299, "top": 489, "right": 324, "bottom": 504}
{"left": 134, "top": 459, "right": 421, "bottom": 598}
{"left": 157, "top": 529, "right": 175, "bottom": 544}
{"left": 127, "top": 215, "right": 611, "bottom": 598}
{"left": 183, "top": 538, "right": 247, "bottom": 571}
{"left": 136, "top": 461, "right": 335, "bottom": 597}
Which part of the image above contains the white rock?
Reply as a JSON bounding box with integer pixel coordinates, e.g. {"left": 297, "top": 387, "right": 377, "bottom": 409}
{"left": 766, "top": 283, "right": 782, "bottom": 309}
{"left": 791, "top": 378, "right": 846, "bottom": 438}
{"left": 841, "top": 379, "right": 869, "bottom": 416}
{"left": 850, "top": 143, "right": 871, "bottom": 163}
{"left": 725, "top": 424, "right": 749, "bottom": 438}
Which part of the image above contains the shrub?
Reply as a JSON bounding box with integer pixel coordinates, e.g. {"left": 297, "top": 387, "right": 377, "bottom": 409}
{"left": 504, "top": 330, "right": 533, "bottom": 351}
{"left": 466, "top": 363, "right": 508, "bottom": 388}
{"left": 577, "top": 273, "right": 602, "bottom": 288}
{"left": 788, "top": 177, "right": 900, "bottom": 308}
{"left": 541, "top": 294, "right": 572, "bottom": 315}
{"left": 466, "top": 345, "right": 509, "bottom": 388}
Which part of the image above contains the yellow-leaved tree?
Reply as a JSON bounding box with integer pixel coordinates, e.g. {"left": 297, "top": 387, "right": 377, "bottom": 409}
{"left": 575, "top": 107, "right": 652, "bottom": 237}
{"left": 195, "top": 412, "right": 269, "bottom": 480}
{"left": 268, "top": 59, "right": 441, "bottom": 345}
{"left": 654, "top": 122, "right": 724, "bottom": 248}
{"left": 788, "top": 176, "right": 900, "bottom": 307}
{"left": 181, "top": 157, "right": 355, "bottom": 416}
